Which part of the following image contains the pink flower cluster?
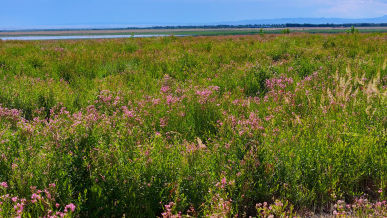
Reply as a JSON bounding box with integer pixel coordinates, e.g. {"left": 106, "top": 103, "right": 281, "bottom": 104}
{"left": 265, "top": 75, "right": 294, "bottom": 90}
{"left": 0, "top": 106, "right": 23, "bottom": 123}
{"left": 161, "top": 202, "right": 181, "bottom": 218}
{"left": 64, "top": 203, "right": 76, "bottom": 213}
{"left": 333, "top": 198, "right": 387, "bottom": 217}
{"left": 96, "top": 90, "right": 121, "bottom": 107}
{"left": 195, "top": 86, "right": 220, "bottom": 104}
{"left": 0, "top": 183, "right": 76, "bottom": 217}
{"left": 224, "top": 111, "right": 265, "bottom": 137}
{"left": 0, "top": 182, "right": 8, "bottom": 188}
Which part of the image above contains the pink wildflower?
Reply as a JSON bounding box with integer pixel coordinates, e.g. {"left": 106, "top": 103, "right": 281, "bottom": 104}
{"left": 221, "top": 177, "right": 227, "bottom": 188}
{"left": 0, "top": 182, "right": 7, "bottom": 188}
{"left": 159, "top": 117, "right": 168, "bottom": 127}
{"left": 160, "top": 86, "right": 170, "bottom": 93}
{"left": 65, "top": 203, "right": 76, "bottom": 212}
{"left": 56, "top": 211, "right": 65, "bottom": 217}
{"left": 122, "top": 106, "right": 135, "bottom": 118}
{"left": 31, "top": 193, "right": 41, "bottom": 200}
{"left": 14, "top": 203, "right": 24, "bottom": 214}
{"left": 152, "top": 98, "right": 160, "bottom": 105}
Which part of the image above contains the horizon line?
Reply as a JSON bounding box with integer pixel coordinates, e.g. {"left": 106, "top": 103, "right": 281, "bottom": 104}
{"left": 1, "top": 15, "right": 386, "bottom": 31}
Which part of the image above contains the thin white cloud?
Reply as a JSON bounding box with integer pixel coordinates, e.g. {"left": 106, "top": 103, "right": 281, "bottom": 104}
{"left": 165, "top": 0, "right": 387, "bottom": 17}
{"left": 313, "top": 0, "right": 387, "bottom": 17}
{"left": 192, "top": 0, "right": 387, "bottom": 18}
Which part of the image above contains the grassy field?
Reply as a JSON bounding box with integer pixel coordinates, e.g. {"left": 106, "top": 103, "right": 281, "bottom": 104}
{"left": 1, "top": 27, "right": 387, "bottom": 38}
{"left": 0, "top": 33, "right": 386, "bottom": 217}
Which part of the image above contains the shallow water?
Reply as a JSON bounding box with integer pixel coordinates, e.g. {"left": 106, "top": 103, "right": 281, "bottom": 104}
{"left": 0, "top": 34, "right": 184, "bottom": 41}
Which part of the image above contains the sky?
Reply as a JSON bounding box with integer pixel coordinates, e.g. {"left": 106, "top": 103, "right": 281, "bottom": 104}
{"left": 1, "top": 0, "right": 386, "bottom": 28}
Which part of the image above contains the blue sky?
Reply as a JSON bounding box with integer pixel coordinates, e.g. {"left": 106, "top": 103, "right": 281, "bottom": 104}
{"left": 1, "top": 0, "right": 386, "bottom": 28}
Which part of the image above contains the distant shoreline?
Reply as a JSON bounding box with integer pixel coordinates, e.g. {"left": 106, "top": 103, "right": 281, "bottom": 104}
{"left": 1, "top": 27, "right": 387, "bottom": 37}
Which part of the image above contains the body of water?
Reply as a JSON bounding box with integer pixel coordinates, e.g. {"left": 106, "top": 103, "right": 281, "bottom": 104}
{"left": 0, "top": 34, "right": 184, "bottom": 41}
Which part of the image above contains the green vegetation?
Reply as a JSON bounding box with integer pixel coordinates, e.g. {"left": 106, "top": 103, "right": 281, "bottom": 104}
{"left": 347, "top": 26, "right": 359, "bottom": 34}
{"left": 259, "top": 28, "right": 264, "bottom": 36}
{"left": 1, "top": 27, "right": 387, "bottom": 38}
{"left": 0, "top": 33, "right": 386, "bottom": 217}
{"left": 282, "top": 28, "right": 291, "bottom": 34}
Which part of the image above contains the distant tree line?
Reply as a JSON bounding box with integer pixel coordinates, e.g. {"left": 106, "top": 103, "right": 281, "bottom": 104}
{"left": 284, "top": 23, "right": 387, "bottom": 27}
{"left": 127, "top": 23, "right": 387, "bottom": 29}
{"left": 2, "top": 23, "right": 385, "bottom": 33}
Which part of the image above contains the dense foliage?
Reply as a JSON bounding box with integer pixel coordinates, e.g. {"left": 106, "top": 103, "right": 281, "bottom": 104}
{"left": 0, "top": 33, "right": 386, "bottom": 217}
